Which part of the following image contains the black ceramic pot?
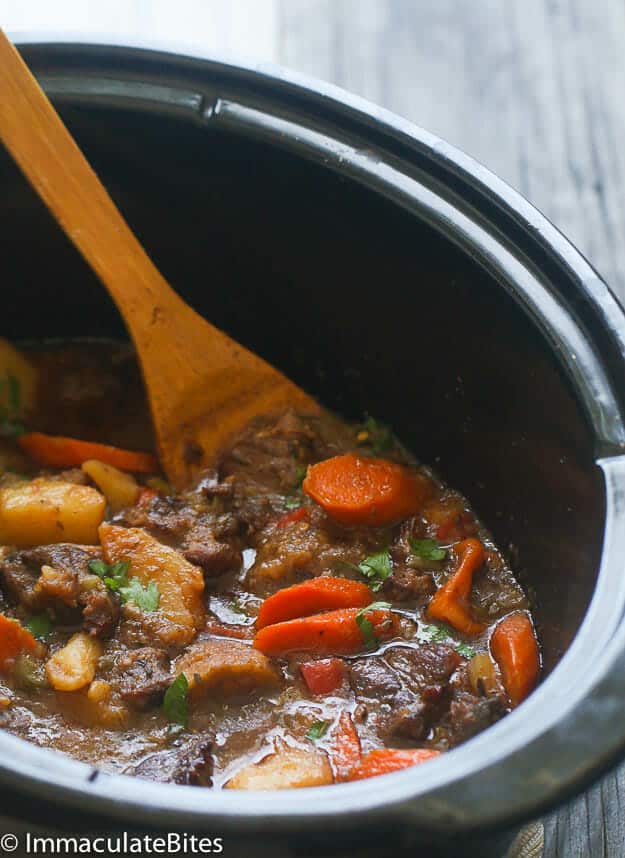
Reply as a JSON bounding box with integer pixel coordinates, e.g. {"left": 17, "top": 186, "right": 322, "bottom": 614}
{"left": 1, "top": 36, "right": 625, "bottom": 858}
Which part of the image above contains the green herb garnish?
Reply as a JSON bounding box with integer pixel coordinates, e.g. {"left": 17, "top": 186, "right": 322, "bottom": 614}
{"left": 355, "top": 601, "right": 392, "bottom": 650}
{"left": 230, "top": 598, "right": 249, "bottom": 617}
{"left": 305, "top": 720, "right": 330, "bottom": 741}
{"left": 163, "top": 673, "right": 189, "bottom": 729}
{"left": 420, "top": 622, "right": 476, "bottom": 658}
{"left": 0, "top": 374, "right": 25, "bottom": 437}
{"left": 89, "top": 559, "right": 130, "bottom": 590}
{"left": 284, "top": 496, "right": 302, "bottom": 511}
{"left": 409, "top": 538, "right": 447, "bottom": 562}
{"left": 119, "top": 578, "right": 160, "bottom": 612}
{"left": 24, "top": 613, "right": 53, "bottom": 640}
{"left": 456, "top": 642, "right": 476, "bottom": 658}
{"left": 88, "top": 559, "right": 159, "bottom": 611}
{"left": 357, "top": 549, "right": 393, "bottom": 592}
{"left": 356, "top": 416, "right": 394, "bottom": 455}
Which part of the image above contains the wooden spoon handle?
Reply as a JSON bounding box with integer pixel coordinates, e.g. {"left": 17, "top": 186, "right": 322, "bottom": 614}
{"left": 0, "top": 29, "right": 189, "bottom": 341}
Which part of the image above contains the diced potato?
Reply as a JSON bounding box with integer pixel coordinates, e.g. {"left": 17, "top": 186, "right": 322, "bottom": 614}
{"left": 0, "top": 479, "right": 106, "bottom": 546}
{"left": 82, "top": 459, "right": 140, "bottom": 513}
{"left": 226, "top": 744, "right": 333, "bottom": 790}
{"left": 176, "top": 639, "right": 280, "bottom": 700}
{"left": 46, "top": 632, "right": 102, "bottom": 691}
{"left": 0, "top": 338, "right": 37, "bottom": 417}
{"left": 99, "top": 524, "right": 204, "bottom": 647}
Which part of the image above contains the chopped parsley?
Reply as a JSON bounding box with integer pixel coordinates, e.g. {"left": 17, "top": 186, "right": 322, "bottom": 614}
{"left": 420, "top": 622, "right": 476, "bottom": 658}
{"left": 230, "top": 598, "right": 249, "bottom": 617}
{"left": 284, "top": 496, "right": 302, "bottom": 511}
{"left": 88, "top": 559, "right": 160, "bottom": 611}
{"left": 357, "top": 549, "right": 393, "bottom": 592}
{"left": 356, "top": 416, "right": 394, "bottom": 455}
{"left": 0, "top": 374, "right": 25, "bottom": 437}
{"left": 120, "top": 578, "right": 160, "bottom": 612}
{"left": 409, "top": 538, "right": 447, "bottom": 562}
{"left": 163, "top": 673, "right": 189, "bottom": 729}
{"left": 89, "top": 559, "right": 130, "bottom": 591}
{"left": 25, "top": 613, "right": 53, "bottom": 640}
{"left": 305, "top": 720, "right": 330, "bottom": 741}
{"left": 355, "top": 601, "right": 392, "bottom": 650}
{"left": 456, "top": 642, "right": 477, "bottom": 658}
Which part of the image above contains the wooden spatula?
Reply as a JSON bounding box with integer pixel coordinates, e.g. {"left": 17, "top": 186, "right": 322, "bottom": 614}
{"left": 0, "top": 30, "right": 320, "bottom": 489}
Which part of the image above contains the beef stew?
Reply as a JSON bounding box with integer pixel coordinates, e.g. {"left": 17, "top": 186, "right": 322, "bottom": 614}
{"left": 0, "top": 340, "right": 540, "bottom": 789}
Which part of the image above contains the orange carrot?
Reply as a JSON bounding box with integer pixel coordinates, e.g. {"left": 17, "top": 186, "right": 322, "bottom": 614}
{"left": 490, "top": 612, "right": 540, "bottom": 707}
{"left": 275, "top": 507, "right": 309, "bottom": 529}
{"left": 0, "top": 615, "right": 38, "bottom": 671}
{"left": 300, "top": 658, "right": 346, "bottom": 695}
{"left": 426, "top": 537, "right": 486, "bottom": 636}
{"left": 205, "top": 620, "right": 254, "bottom": 641}
{"left": 254, "top": 606, "right": 399, "bottom": 657}
{"left": 256, "top": 577, "right": 373, "bottom": 629}
{"left": 19, "top": 433, "right": 158, "bottom": 474}
{"left": 345, "top": 748, "right": 441, "bottom": 781}
{"left": 303, "top": 454, "right": 432, "bottom": 526}
{"left": 331, "top": 711, "right": 362, "bottom": 781}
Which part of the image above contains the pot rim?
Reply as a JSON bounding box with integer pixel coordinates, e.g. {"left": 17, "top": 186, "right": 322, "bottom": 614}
{"left": 3, "top": 33, "right": 625, "bottom": 835}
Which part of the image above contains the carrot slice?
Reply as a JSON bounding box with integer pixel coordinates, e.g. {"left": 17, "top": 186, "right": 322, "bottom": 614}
{"left": 0, "top": 615, "right": 38, "bottom": 671}
{"left": 303, "top": 454, "right": 432, "bottom": 526}
{"left": 300, "top": 658, "right": 346, "bottom": 695}
{"left": 254, "top": 607, "right": 399, "bottom": 657}
{"left": 19, "top": 433, "right": 157, "bottom": 474}
{"left": 345, "top": 748, "right": 440, "bottom": 781}
{"left": 490, "top": 612, "right": 540, "bottom": 707}
{"left": 426, "top": 537, "right": 486, "bottom": 636}
{"left": 205, "top": 620, "right": 254, "bottom": 641}
{"left": 331, "top": 711, "right": 362, "bottom": 781}
{"left": 256, "top": 577, "right": 373, "bottom": 629}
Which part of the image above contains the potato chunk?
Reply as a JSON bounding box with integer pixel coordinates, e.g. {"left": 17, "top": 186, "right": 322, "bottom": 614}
{"left": 82, "top": 459, "right": 140, "bottom": 513}
{"left": 46, "top": 632, "right": 102, "bottom": 691}
{"left": 176, "top": 639, "right": 280, "bottom": 700}
{"left": 0, "top": 479, "right": 105, "bottom": 546}
{"left": 99, "top": 524, "right": 204, "bottom": 647}
{"left": 226, "top": 745, "right": 333, "bottom": 790}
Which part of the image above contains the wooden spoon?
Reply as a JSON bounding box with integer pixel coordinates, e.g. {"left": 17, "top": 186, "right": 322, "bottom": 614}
{"left": 0, "top": 31, "right": 320, "bottom": 489}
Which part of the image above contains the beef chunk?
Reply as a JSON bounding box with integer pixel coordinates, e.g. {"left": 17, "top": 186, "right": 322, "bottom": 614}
{"left": 81, "top": 588, "right": 120, "bottom": 638}
{"left": 349, "top": 645, "right": 466, "bottom": 743}
{"left": 383, "top": 522, "right": 437, "bottom": 603}
{"left": 348, "top": 658, "right": 402, "bottom": 702}
{"left": 131, "top": 734, "right": 213, "bottom": 786}
{"left": 1, "top": 544, "right": 92, "bottom": 609}
{"left": 113, "top": 647, "right": 171, "bottom": 708}
{"left": 444, "top": 689, "right": 506, "bottom": 745}
{"left": 385, "top": 645, "right": 462, "bottom": 698}
{"left": 183, "top": 540, "right": 241, "bottom": 576}
{"left": 119, "top": 496, "right": 194, "bottom": 540}
{"left": 382, "top": 567, "right": 434, "bottom": 602}
{"left": 0, "top": 545, "right": 119, "bottom": 636}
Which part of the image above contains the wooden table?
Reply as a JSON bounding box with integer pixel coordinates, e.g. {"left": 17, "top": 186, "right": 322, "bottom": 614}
{"left": 4, "top": 1, "right": 625, "bottom": 854}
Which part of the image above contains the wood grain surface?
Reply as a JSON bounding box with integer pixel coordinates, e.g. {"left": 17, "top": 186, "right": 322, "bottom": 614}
{"left": 3, "top": 0, "right": 625, "bottom": 854}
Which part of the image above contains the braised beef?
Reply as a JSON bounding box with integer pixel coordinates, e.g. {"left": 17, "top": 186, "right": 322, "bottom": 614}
{"left": 113, "top": 647, "right": 171, "bottom": 708}
{"left": 130, "top": 734, "right": 213, "bottom": 786}
{"left": 0, "top": 544, "right": 119, "bottom": 635}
